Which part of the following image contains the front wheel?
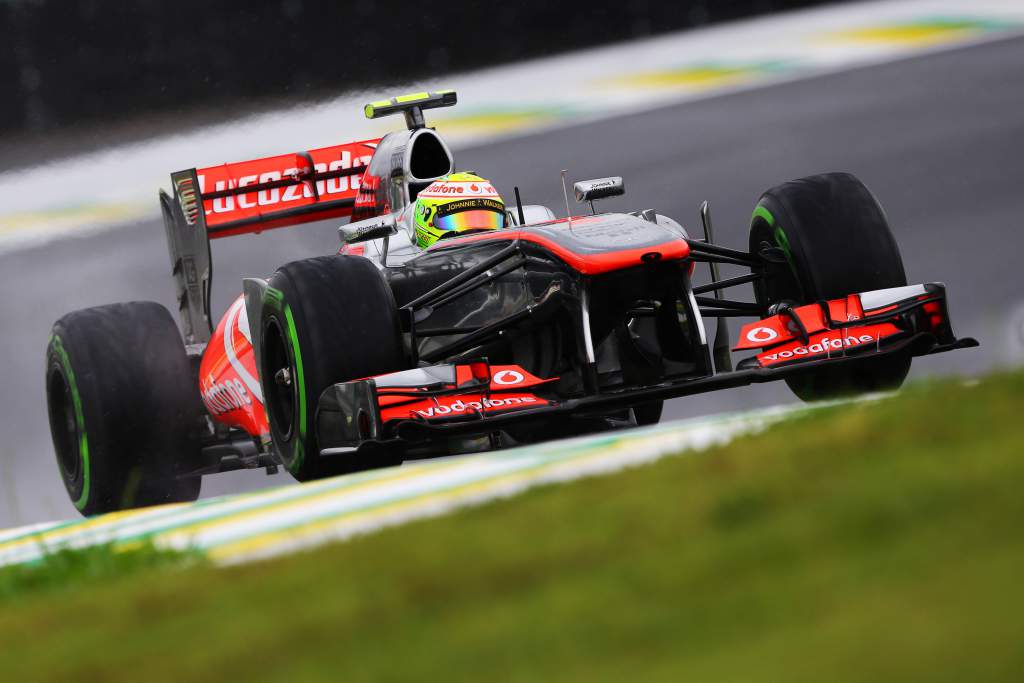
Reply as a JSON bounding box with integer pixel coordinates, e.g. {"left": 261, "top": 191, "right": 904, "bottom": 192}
{"left": 749, "top": 172, "right": 911, "bottom": 401}
{"left": 259, "top": 255, "right": 407, "bottom": 481}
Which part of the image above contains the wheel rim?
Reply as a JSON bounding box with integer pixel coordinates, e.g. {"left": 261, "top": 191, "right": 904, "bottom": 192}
{"left": 262, "top": 316, "right": 296, "bottom": 442}
{"left": 47, "top": 364, "right": 81, "bottom": 483}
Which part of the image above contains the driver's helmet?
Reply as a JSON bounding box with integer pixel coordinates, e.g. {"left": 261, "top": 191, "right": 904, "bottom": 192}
{"left": 412, "top": 172, "right": 506, "bottom": 249}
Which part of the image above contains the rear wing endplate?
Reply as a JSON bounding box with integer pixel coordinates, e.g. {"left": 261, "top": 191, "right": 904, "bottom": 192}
{"left": 160, "top": 139, "right": 379, "bottom": 344}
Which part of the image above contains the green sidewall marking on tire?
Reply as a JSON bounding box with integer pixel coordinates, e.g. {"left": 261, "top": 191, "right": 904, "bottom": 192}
{"left": 773, "top": 225, "right": 797, "bottom": 278}
{"left": 752, "top": 205, "right": 775, "bottom": 228}
{"left": 752, "top": 205, "right": 798, "bottom": 279}
{"left": 264, "top": 286, "right": 283, "bottom": 306}
{"left": 264, "top": 286, "right": 307, "bottom": 473}
{"left": 50, "top": 335, "right": 90, "bottom": 511}
{"left": 282, "top": 303, "right": 307, "bottom": 474}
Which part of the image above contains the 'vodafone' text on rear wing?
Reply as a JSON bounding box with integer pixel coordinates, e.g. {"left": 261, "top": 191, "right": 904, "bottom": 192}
{"left": 160, "top": 138, "right": 380, "bottom": 345}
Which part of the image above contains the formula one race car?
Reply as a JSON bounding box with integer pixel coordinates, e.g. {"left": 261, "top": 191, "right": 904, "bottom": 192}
{"left": 45, "top": 91, "right": 977, "bottom": 515}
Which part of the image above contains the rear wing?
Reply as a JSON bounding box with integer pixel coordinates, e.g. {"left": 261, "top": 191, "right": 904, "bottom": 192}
{"left": 160, "top": 138, "right": 379, "bottom": 344}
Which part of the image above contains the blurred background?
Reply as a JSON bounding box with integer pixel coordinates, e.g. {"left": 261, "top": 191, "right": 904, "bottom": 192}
{"left": 1, "top": 1, "right": 830, "bottom": 140}
{"left": 1, "top": 0, "right": 1022, "bottom": 526}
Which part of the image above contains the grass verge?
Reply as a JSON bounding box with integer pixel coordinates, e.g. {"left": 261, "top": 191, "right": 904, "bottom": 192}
{"left": 0, "top": 370, "right": 1021, "bottom": 681}
{"left": 0, "top": 541, "right": 204, "bottom": 603}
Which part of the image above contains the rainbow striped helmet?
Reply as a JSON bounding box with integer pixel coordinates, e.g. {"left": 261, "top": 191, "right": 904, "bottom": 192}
{"left": 412, "top": 172, "right": 506, "bottom": 249}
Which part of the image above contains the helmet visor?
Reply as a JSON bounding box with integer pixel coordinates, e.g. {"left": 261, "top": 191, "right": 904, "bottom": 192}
{"left": 433, "top": 198, "right": 505, "bottom": 234}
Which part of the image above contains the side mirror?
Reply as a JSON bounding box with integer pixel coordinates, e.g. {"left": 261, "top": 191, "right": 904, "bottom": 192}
{"left": 339, "top": 215, "right": 398, "bottom": 244}
{"left": 574, "top": 176, "right": 625, "bottom": 203}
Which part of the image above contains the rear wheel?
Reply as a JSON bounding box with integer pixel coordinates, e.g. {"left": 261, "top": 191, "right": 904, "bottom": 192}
{"left": 749, "top": 172, "right": 912, "bottom": 400}
{"left": 46, "top": 302, "right": 202, "bottom": 515}
{"left": 259, "top": 255, "right": 407, "bottom": 481}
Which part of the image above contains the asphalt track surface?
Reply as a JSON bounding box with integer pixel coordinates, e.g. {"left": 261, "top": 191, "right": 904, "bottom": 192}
{"left": 2, "top": 36, "right": 1022, "bottom": 527}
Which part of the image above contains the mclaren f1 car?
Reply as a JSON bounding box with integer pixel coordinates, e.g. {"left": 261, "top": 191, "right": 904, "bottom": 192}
{"left": 45, "top": 90, "right": 977, "bottom": 515}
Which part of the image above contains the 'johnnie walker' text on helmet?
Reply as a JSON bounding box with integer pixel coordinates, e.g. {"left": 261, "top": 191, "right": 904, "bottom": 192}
{"left": 412, "top": 172, "right": 506, "bottom": 249}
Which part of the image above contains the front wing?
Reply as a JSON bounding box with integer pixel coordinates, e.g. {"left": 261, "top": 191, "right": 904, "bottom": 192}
{"left": 315, "top": 282, "right": 976, "bottom": 458}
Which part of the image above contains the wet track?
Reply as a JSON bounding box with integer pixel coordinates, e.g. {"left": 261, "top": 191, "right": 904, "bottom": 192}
{"left": 2, "top": 36, "right": 1022, "bottom": 526}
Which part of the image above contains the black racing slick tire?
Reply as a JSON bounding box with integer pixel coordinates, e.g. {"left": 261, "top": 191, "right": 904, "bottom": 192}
{"left": 749, "top": 172, "right": 912, "bottom": 401}
{"left": 45, "top": 302, "right": 202, "bottom": 516}
{"left": 259, "top": 255, "right": 407, "bottom": 482}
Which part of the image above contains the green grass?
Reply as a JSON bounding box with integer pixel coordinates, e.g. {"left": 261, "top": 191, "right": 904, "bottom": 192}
{"left": 0, "top": 541, "right": 204, "bottom": 603}
{"left": 1, "top": 370, "right": 1022, "bottom": 682}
